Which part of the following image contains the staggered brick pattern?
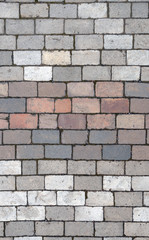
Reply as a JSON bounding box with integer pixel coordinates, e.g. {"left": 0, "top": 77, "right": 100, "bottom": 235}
{"left": 0, "top": 0, "right": 149, "bottom": 238}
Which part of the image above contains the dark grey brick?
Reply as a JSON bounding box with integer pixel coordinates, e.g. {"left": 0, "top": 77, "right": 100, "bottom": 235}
{"left": 75, "top": 176, "right": 102, "bottom": 190}
{"left": 5, "top": 221, "right": 34, "bottom": 236}
{"left": 35, "top": 222, "right": 63, "bottom": 236}
{"left": 0, "top": 99, "right": 25, "bottom": 113}
{"left": 45, "top": 145, "right": 72, "bottom": 159}
{"left": 65, "top": 222, "right": 93, "bottom": 236}
{"left": 32, "top": 130, "right": 59, "bottom": 144}
{"left": 17, "top": 145, "right": 44, "bottom": 159}
{"left": 103, "top": 145, "right": 131, "bottom": 160}
{"left": 89, "top": 130, "right": 116, "bottom": 144}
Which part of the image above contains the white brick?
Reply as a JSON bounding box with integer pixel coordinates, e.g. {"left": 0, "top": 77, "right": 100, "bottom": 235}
{"left": 14, "top": 51, "right": 41, "bottom": 65}
{"left": 127, "top": 50, "right": 149, "bottom": 65}
{"left": 17, "top": 206, "right": 45, "bottom": 220}
{"left": 24, "top": 67, "right": 52, "bottom": 81}
{"left": 21, "top": 4, "right": 48, "bottom": 18}
{"left": 0, "top": 3, "right": 19, "bottom": 18}
{"left": 75, "top": 207, "right": 103, "bottom": 221}
{"left": 57, "top": 191, "right": 85, "bottom": 206}
{"left": 78, "top": 3, "right": 107, "bottom": 18}
{"left": 0, "top": 161, "right": 21, "bottom": 175}
{"left": 95, "top": 19, "right": 123, "bottom": 34}
{"left": 144, "top": 193, "right": 149, "bottom": 206}
{"left": 112, "top": 66, "right": 140, "bottom": 81}
{"left": 0, "top": 36, "right": 16, "bottom": 50}
{"left": 72, "top": 50, "right": 100, "bottom": 65}
{"left": 86, "top": 192, "right": 114, "bottom": 206}
{"left": 103, "top": 176, "right": 131, "bottom": 191}
{"left": 42, "top": 51, "right": 71, "bottom": 65}
{"left": 0, "top": 192, "right": 27, "bottom": 206}
{"left": 104, "top": 35, "right": 132, "bottom": 49}
{"left": 15, "top": 238, "right": 42, "bottom": 240}
{"left": 133, "top": 208, "right": 149, "bottom": 222}
{"left": 0, "top": 176, "right": 15, "bottom": 190}
{"left": 45, "top": 175, "right": 73, "bottom": 190}
{"left": 0, "top": 207, "right": 16, "bottom": 221}
{"left": 132, "top": 177, "right": 149, "bottom": 191}
{"left": 28, "top": 191, "right": 56, "bottom": 205}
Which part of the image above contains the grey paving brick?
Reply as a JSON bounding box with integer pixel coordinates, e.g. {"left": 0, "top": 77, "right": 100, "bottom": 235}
{"left": 6, "top": 20, "right": 34, "bottom": 34}
{"left": 0, "top": 67, "right": 23, "bottom": 81}
{"left": 17, "top": 145, "right": 44, "bottom": 159}
{"left": 95, "top": 222, "right": 123, "bottom": 237}
{"left": 68, "top": 160, "right": 95, "bottom": 175}
{"left": 83, "top": 66, "right": 111, "bottom": 80}
{"left": 20, "top": 3, "right": 48, "bottom": 18}
{"left": 65, "top": 222, "right": 93, "bottom": 236}
{"left": 17, "top": 176, "right": 44, "bottom": 190}
{"left": 0, "top": 99, "right": 25, "bottom": 113}
{"left": 75, "top": 176, "right": 102, "bottom": 190}
{"left": 9, "top": 82, "right": 37, "bottom": 97}
{"left": 75, "top": 35, "right": 103, "bottom": 50}
{"left": 50, "top": 4, "right": 77, "bottom": 18}
{"left": 3, "top": 130, "right": 31, "bottom": 144}
{"left": 89, "top": 130, "right": 116, "bottom": 144}
{"left": 115, "top": 192, "right": 142, "bottom": 206}
{"left": 0, "top": 36, "right": 16, "bottom": 50}
{"left": 22, "top": 161, "right": 36, "bottom": 175}
{"left": 73, "top": 145, "right": 101, "bottom": 160}
{"left": 65, "top": 20, "right": 93, "bottom": 34}
{"left": 103, "top": 145, "right": 131, "bottom": 160}
{"left": 35, "top": 222, "right": 63, "bottom": 236}
{"left": 5, "top": 222, "right": 34, "bottom": 236}
{"left": 102, "top": 50, "right": 126, "bottom": 65}
{"left": 0, "top": 51, "right": 12, "bottom": 66}
{"left": 132, "top": 3, "right": 148, "bottom": 18}
{"left": 0, "top": 3, "right": 19, "bottom": 18}
{"left": 38, "top": 160, "right": 67, "bottom": 174}
{"left": 46, "top": 36, "right": 73, "bottom": 50}
{"left": 0, "top": 20, "right": 4, "bottom": 34}
{"left": 17, "top": 36, "right": 44, "bottom": 50}
{"left": 109, "top": 3, "right": 131, "bottom": 18}
{"left": 45, "top": 145, "right": 72, "bottom": 159}
{"left": 36, "top": 19, "right": 63, "bottom": 34}
{"left": 105, "top": 207, "right": 132, "bottom": 221}
{"left": 125, "top": 83, "right": 149, "bottom": 98}
{"left": 53, "top": 67, "right": 81, "bottom": 82}
{"left": 0, "top": 146, "right": 15, "bottom": 160}
{"left": 0, "top": 176, "right": 15, "bottom": 190}
{"left": 32, "top": 130, "right": 59, "bottom": 144}
{"left": 125, "top": 19, "right": 149, "bottom": 33}
{"left": 46, "top": 207, "right": 74, "bottom": 221}
{"left": 62, "top": 130, "right": 88, "bottom": 144}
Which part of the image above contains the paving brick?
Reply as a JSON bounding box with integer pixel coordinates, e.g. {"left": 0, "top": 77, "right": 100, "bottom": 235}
{"left": 86, "top": 191, "right": 114, "bottom": 206}
{"left": 78, "top": 3, "right": 107, "bottom": 18}
{"left": 24, "top": 67, "right": 52, "bottom": 81}
{"left": 38, "top": 160, "right": 66, "bottom": 174}
{"left": 39, "top": 83, "right": 66, "bottom": 97}
{"left": 0, "top": 20, "right": 4, "bottom": 34}
{"left": 45, "top": 145, "right": 72, "bottom": 159}
{"left": 17, "top": 206, "right": 45, "bottom": 221}
{"left": 102, "top": 50, "right": 126, "bottom": 65}
{"left": 65, "top": 222, "right": 93, "bottom": 236}
{"left": 88, "top": 114, "right": 115, "bottom": 129}
{"left": 72, "top": 98, "right": 100, "bottom": 113}
{"left": 118, "top": 130, "right": 145, "bottom": 144}
{"left": 53, "top": 67, "right": 81, "bottom": 82}
{"left": 42, "top": 50, "right": 71, "bottom": 65}
{"left": 0, "top": 3, "right": 19, "bottom": 18}
{"left": 0, "top": 98, "right": 25, "bottom": 113}
{"left": 0, "top": 36, "right": 16, "bottom": 50}
{"left": 68, "top": 160, "right": 95, "bottom": 175}
{"left": 95, "top": 223, "right": 123, "bottom": 237}
{"left": 125, "top": 223, "right": 149, "bottom": 236}
{"left": 0, "top": 67, "right": 23, "bottom": 81}
{"left": 105, "top": 207, "right": 132, "bottom": 221}
{"left": 0, "top": 161, "right": 21, "bottom": 175}
{"left": 39, "top": 114, "right": 57, "bottom": 129}
{"left": 0, "top": 192, "right": 26, "bottom": 206}
{"left": 144, "top": 193, "right": 149, "bottom": 206}
{"left": 20, "top": 4, "right": 48, "bottom": 18}
{"left": 132, "top": 146, "right": 149, "bottom": 160}
{"left": 73, "top": 145, "right": 101, "bottom": 160}
{"left": 109, "top": 3, "right": 131, "bottom": 18}
{"left": 131, "top": 99, "right": 149, "bottom": 113}
{"left": 132, "top": 3, "right": 148, "bottom": 18}
{"left": 58, "top": 114, "right": 86, "bottom": 129}
{"left": 72, "top": 50, "right": 100, "bottom": 65}
{"left": 126, "top": 82, "right": 149, "bottom": 97}
{"left": 0, "top": 176, "right": 15, "bottom": 190}
{"left": 14, "top": 51, "right": 41, "bottom": 65}
{"left": 4, "top": 130, "right": 31, "bottom": 144}
{"left": 46, "top": 206, "right": 74, "bottom": 220}
{"left": 0, "top": 51, "right": 12, "bottom": 66}
{"left": 89, "top": 130, "right": 116, "bottom": 144}
{"left": 128, "top": 50, "right": 149, "bottom": 65}
{"left": 28, "top": 191, "right": 56, "bottom": 206}
{"left": 22, "top": 161, "right": 36, "bottom": 175}
{"left": 132, "top": 177, "right": 149, "bottom": 191}
{"left": 95, "top": 19, "right": 123, "bottom": 34}
{"left": 112, "top": 66, "right": 140, "bottom": 80}
{"left": 17, "top": 145, "right": 44, "bottom": 159}
{"left": 0, "top": 146, "right": 15, "bottom": 159}
{"left": 9, "top": 82, "right": 37, "bottom": 97}
{"left": 133, "top": 207, "right": 149, "bottom": 222}
{"left": 17, "top": 176, "right": 44, "bottom": 190}
{"left": 68, "top": 82, "right": 94, "bottom": 97}
{"left": 62, "top": 130, "right": 88, "bottom": 144}
{"left": 32, "top": 130, "right": 59, "bottom": 144}
{"left": 83, "top": 66, "right": 111, "bottom": 80}
{"left": 126, "top": 161, "right": 149, "bottom": 175}
{"left": 75, "top": 35, "right": 103, "bottom": 50}
{"left": 97, "top": 161, "right": 124, "bottom": 175}
{"left": 0, "top": 114, "right": 8, "bottom": 129}
{"left": 45, "top": 175, "right": 73, "bottom": 190}
{"left": 134, "top": 35, "right": 149, "bottom": 49}
{"left": 75, "top": 207, "right": 103, "bottom": 221}
{"left": 46, "top": 36, "right": 73, "bottom": 50}
{"left": 101, "top": 98, "right": 129, "bottom": 113}
{"left": 125, "top": 19, "right": 149, "bottom": 33}
{"left": 5, "top": 222, "right": 34, "bottom": 237}
{"left": 50, "top": 4, "right": 77, "bottom": 18}
{"left": 115, "top": 192, "right": 142, "bottom": 206}
{"left": 105, "top": 35, "right": 132, "bottom": 49}
{"left": 0, "top": 223, "right": 3, "bottom": 236}
{"left": 0, "top": 83, "right": 8, "bottom": 97}
{"left": 75, "top": 176, "right": 102, "bottom": 190}
{"left": 96, "top": 82, "right": 123, "bottom": 97}
{"left": 103, "top": 176, "right": 131, "bottom": 191}
{"left": 10, "top": 114, "right": 38, "bottom": 129}
{"left": 103, "top": 145, "right": 131, "bottom": 160}
{"left": 27, "top": 98, "right": 54, "bottom": 113}
{"left": 65, "top": 20, "right": 93, "bottom": 34}
{"left": 117, "top": 114, "right": 144, "bottom": 129}
{"left": 35, "top": 222, "right": 63, "bottom": 236}
{"left": 17, "top": 36, "right": 44, "bottom": 50}
{"left": 0, "top": 207, "right": 16, "bottom": 221}
{"left": 36, "top": 19, "right": 63, "bottom": 34}
{"left": 55, "top": 99, "right": 71, "bottom": 113}
{"left": 6, "top": 20, "right": 34, "bottom": 35}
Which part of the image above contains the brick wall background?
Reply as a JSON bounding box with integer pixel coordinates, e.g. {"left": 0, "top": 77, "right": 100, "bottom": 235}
{"left": 0, "top": 0, "right": 149, "bottom": 238}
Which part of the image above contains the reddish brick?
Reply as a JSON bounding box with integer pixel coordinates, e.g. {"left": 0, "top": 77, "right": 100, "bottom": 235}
{"left": 58, "top": 114, "right": 86, "bottom": 129}
{"left": 38, "top": 83, "right": 66, "bottom": 97}
{"left": 39, "top": 114, "right": 57, "bottom": 129}
{"left": 96, "top": 82, "right": 123, "bottom": 97}
{"left": 131, "top": 98, "right": 149, "bottom": 113}
{"left": 27, "top": 98, "right": 54, "bottom": 113}
{"left": 55, "top": 99, "right": 71, "bottom": 113}
{"left": 0, "top": 114, "right": 8, "bottom": 129}
{"left": 10, "top": 114, "right": 38, "bottom": 129}
{"left": 132, "top": 146, "right": 149, "bottom": 160}
{"left": 72, "top": 98, "right": 100, "bottom": 113}
{"left": 87, "top": 114, "right": 115, "bottom": 129}
{"left": 101, "top": 98, "right": 129, "bottom": 113}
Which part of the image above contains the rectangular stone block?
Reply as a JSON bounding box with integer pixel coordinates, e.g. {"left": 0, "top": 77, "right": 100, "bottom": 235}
{"left": 101, "top": 98, "right": 129, "bottom": 113}
{"left": 9, "top": 82, "right": 37, "bottom": 97}
{"left": 0, "top": 67, "right": 23, "bottom": 81}
{"left": 68, "top": 160, "right": 95, "bottom": 175}
{"left": 0, "top": 161, "right": 21, "bottom": 175}
{"left": 58, "top": 114, "right": 86, "bottom": 129}
{"left": 68, "top": 82, "right": 94, "bottom": 97}
{"left": 132, "top": 177, "right": 149, "bottom": 191}
{"left": 105, "top": 207, "right": 132, "bottom": 221}
{"left": 4, "top": 130, "right": 31, "bottom": 144}
{"left": 27, "top": 98, "right": 54, "bottom": 113}
{"left": 117, "top": 114, "right": 144, "bottom": 129}
{"left": 128, "top": 50, "right": 149, "bottom": 65}
{"left": 105, "top": 35, "right": 132, "bottom": 49}
{"left": 126, "top": 161, "right": 149, "bottom": 175}
{"left": 24, "top": 67, "right": 52, "bottom": 81}
{"left": 78, "top": 3, "right": 107, "bottom": 18}
{"left": 45, "top": 145, "right": 71, "bottom": 159}
{"left": 0, "top": 146, "right": 15, "bottom": 159}
{"left": 0, "top": 3, "right": 19, "bottom": 18}
{"left": 42, "top": 50, "right": 71, "bottom": 65}
{"left": 97, "top": 161, "right": 124, "bottom": 175}
{"left": 132, "top": 3, "right": 148, "bottom": 18}
{"left": 95, "top": 223, "right": 123, "bottom": 236}
{"left": 38, "top": 160, "right": 66, "bottom": 174}
{"left": 46, "top": 35, "right": 73, "bottom": 50}
{"left": 102, "top": 50, "right": 126, "bottom": 65}
{"left": 28, "top": 191, "right": 56, "bottom": 206}
{"left": 6, "top": 222, "right": 34, "bottom": 237}
{"left": 36, "top": 19, "right": 63, "bottom": 34}
{"left": 134, "top": 35, "right": 149, "bottom": 49}
{"left": 57, "top": 191, "right": 85, "bottom": 206}
{"left": 125, "top": 223, "right": 149, "bottom": 236}
{"left": 17, "top": 35, "right": 44, "bottom": 50}
{"left": 22, "top": 160, "right": 36, "bottom": 175}
{"left": 118, "top": 130, "right": 145, "bottom": 144}
{"left": 95, "top": 19, "right": 123, "bottom": 33}
{"left": 32, "top": 130, "right": 59, "bottom": 144}
{"left": 75, "top": 207, "right": 103, "bottom": 221}
{"left": 46, "top": 206, "right": 74, "bottom": 221}
{"left": 0, "top": 176, "right": 15, "bottom": 190}
{"left": 86, "top": 191, "right": 114, "bottom": 206}
{"left": 109, "top": 3, "right": 131, "bottom": 18}
{"left": 17, "top": 206, "right": 45, "bottom": 221}
{"left": 62, "top": 130, "right": 88, "bottom": 144}
{"left": 104, "top": 176, "right": 131, "bottom": 191}
{"left": 21, "top": 3, "right": 48, "bottom": 18}
{"left": 0, "top": 192, "right": 26, "bottom": 206}
{"left": 35, "top": 222, "right": 63, "bottom": 236}
{"left": 89, "top": 130, "right": 116, "bottom": 144}
{"left": 103, "top": 145, "right": 131, "bottom": 160}
{"left": 88, "top": 114, "right": 115, "bottom": 129}
{"left": 14, "top": 51, "right": 41, "bottom": 65}
{"left": 53, "top": 67, "right": 81, "bottom": 82}
{"left": 10, "top": 114, "right": 38, "bottom": 129}
{"left": 17, "top": 145, "right": 44, "bottom": 159}
{"left": 0, "top": 83, "right": 8, "bottom": 97}
{"left": 73, "top": 145, "right": 101, "bottom": 160}
{"left": 17, "top": 176, "right": 44, "bottom": 190}
{"left": 65, "top": 20, "right": 93, "bottom": 34}
{"left": 112, "top": 66, "right": 140, "bottom": 81}
{"left": 72, "top": 50, "right": 100, "bottom": 65}
{"left": 0, "top": 51, "right": 12, "bottom": 66}
{"left": 6, "top": 20, "right": 34, "bottom": 34}
{"left": 75, "top": 176, "right": 102, "bottom": 190}
{"left": 126, "top": 83, "right": 149, "bottom": 98}
{"left": 0, "top": 207, "right": 16, "bottom": 221}
{"left": 144, "top": 193, "right": 149, "bottom": 206}
{"left": 75, "top": 35, "right": 103, "bottom": 49}
{"left": 0, "top": 20, "right": 4, "bottom": 34}
{"left": 0, "top": 98, "right": 25, "bottom": 113}
{"left": 125, "top": 19, "right": 149, "bottom": 33}
{"left": 72, "top": 98, "right": 100, "bottom": 113}
{"left": 133, "top": 207, "right": 149, "bottom": 222}
{"left": 45, "top": 175, "right": 73, "bottom": 190}
{"left": 96, "top": 82, "right": 123, "bottom": 97}
{"left": 65, "top": 222, "right": 93, "bottom": 236}
{"left": 50, "top": 4, "right": 77, "bottom": 18}
{"left": 115, "top": 192, "right": 142, "bottom": 206}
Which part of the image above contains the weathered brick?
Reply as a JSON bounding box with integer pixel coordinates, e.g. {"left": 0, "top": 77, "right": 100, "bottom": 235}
{"left": 0, "top": 51, "right": 12, "bottom": 66}
{"left": 0, "top": 98, "right": 25, "bottom": 113}
{"left": 57, "top": 191, "right": 85, "bottom": 206}
{"left": 95, "top": 223, "right": 123, "bottom": 237}
{"left": 45, "top": 175, "right": 73, "bottom": 190}
{"left": 65, "top": 20, "right": 93, "bottom": 34}
{"left": 0, "top": 207, "right": 16, "bottom": 221}
{"left": 65, "top": 222, "right": 93, "bottom": 236}
{"left": 132, "top": 177, "right": 149, "bottom": 191}
{"left": 73, "top": 145, "right": 101, "bottom": 160}
{"left": 117, "top": 114, "right": 144, "bottom": 129}
{"left": 32, "top": 130, "right": 59, "bottom": 144}
{"left": 131, "top": 99, "right": 149, "bottom": 113}
{"left": 112, "top": 66, "right": 140, "bottom": 81}
{"left": 0, "top": 36, "right": 16, "bottom": 50}
{"left": 5, "top": 222, "right": 34, "bottom": 237}
{"left": 50, "top": 4, "right": 77, "bottom": 18}
{"left": 88, "top": 114, "right": 115, "bottom": 129}
{"left": 125, "top": 223, "right": 149, "bottom": 236}
{"left": 3, "top": 130, "right": 31, "bottom": 144}
{"left": 24, "top": 67, "right": 52, "bottom": 81}
{"left": 17, "top": 145, "right": 44, "bottom": 159}
{"left": 144, "top": 193, "right": 149, "bottom": 206}
{"left": 97, "top": 161, "right": 124, "bottom": 175}
{"left": 103, "top": 145, "right": 131, "bottom": 160}
{"left": 10, "top": 114, "right": 38, "bottom": 129}
{"left": 39, "top": 114, "right": 57, "bottom": 129}
{"left": 125, "top": 19, "right": 149, "bottom": 33}
{"left": 39, "top": 83, "right": 66, "bottom": 97}
{"left": 17, "top": 206, "right": 45, "bottom": 221}
{"left": 46, "top": 35, "right": 73, "bottom": 50}
{"left": 35, "top": 222, "right": 63, "bottom": 236}
{"left": 36, "top": 19, "right": 63, "bottom": 34}
{"left": 17, "top": 176, "right": 44, "bottom": 190}
{"left": 0, "top": 114, "right": 8, "bottom": 129}
{"left": 72, "top": 50, "right": 100, "bottom": 65}
{"left": 102, "top": 50, "right": 126, "bottom": 65}
{"left": 0, "top": 83, "right": 8, "bottom": 97}
{"left": 134, "top": 35, "right": 149, "bottom": 49}
{"left": 118, "top": 130, "right": 145, "bottom": 144}
{"left": 28, "top": 191, "right": 56, "bottom": 206}
{"left": 6, "top": 20, "right": 34, "bottom": 35}
{"left": 0, "top": 192, "right": 26, "bottom": 206}
{"left": 105, "top": 35, "right": 132, "bottom": 49}
{"left": 75, "top": 35, "right": 103, "bottom": 50}
{"left": 0, "top": 176, "right": 15, "bottom": 190}
{"left": 68, "top": 160, "right": 95, "bottom": 175}
{"left": 22, "top": 161, "right": 36, "bottom": 175}
{"left": 128, "top": 50, "right": 149, "bottom": 65}
{"left": 0, "top": 67, "right": 23, "bottom": 81}
{"left": 68, "top": 82, "right": 94, "bottom": 97}
{"left": 104, "top": 176, "right": 131, "bottom": 191}
{"left": 79, "top": 3, "right": 107, "bottom": 18}
{"left": 133, "top": 207, "right": 149, "bottom": 222}
{"left": 115, "top": 192, "right": 142, "bottom": 206}
{"left": 62, "top": 130, "right": 88, "bottom": 144}
{"left": 45, "top": 145, "right": 72, "bottom": 159}
{"left": 75, "top": 176, "right": 102, "bottom": 190}
{"left": 0, "top": 146, "right": 15, "bottom": 159}
{"left": 126, "top": 161, "right": 149, "bottom": 176}
{"left": 101, "top": 98, "right": 129, "bottom": 113}
{"left": 89, "top": 130, "right": 116, "bottom": 144}
{"left": 73, "top": 98, "right": 100, "bottom": 113}
{"left": 9, "top": 82, "right": 37, "bottom": 97}
{"left": 0, "top": 3, "right": 19, "bottom": 18}
{"left": 95, "top": 19, "right": 123, "bottom": 34}
{"left": 46, "top": 207, "right": 74, "bottom": 221}
{"left": 109, "top": 3, "right": 131, "bottom": 18}
{"left": 53, "top": 67, "right": 81, "bottom": 82}
{"left": 96, "top": 82, "right": 123, "bottom": 97}
{"left": 83, "top": 66, "right": 111, "bottom": 80}
{"left": 146, "top": 115, "right": 149, "bottom": 129}
{"left": 38, "top": 160, "right": 66, "bottom": 174}
{"left": 17, "top": 36, "right": 44, "bottom": 50}
{"left": 58, "top": 114, "right": 86, "bottom": 129}
{"left": 55, "top": 99, "right": 71, "bottom": 113}
{"left": 132, "top": 146, "right": 149, "bottom": 160}
{"left": 132, "top": 3, "right": 148, "bottom": 18}
{"left": 75, "top": 207, "right": 103, "bottom": 221}
{"left": 42, "top": 50, "right": 71, "bottom": 65}
{"left": 0, "top": 20, "right": 4, "bottom": 34}
{"left": 0, "top": 161, "right": 21, "bottom": 175}
{"left": 105, "top": 207, "right": 132, "bottom": 221}
{"left": 27, "top": 98, "right": 54, "bottom": 113}
{"left": 14, "top": 51, "right": 41, "bottom": 65}
{"left": 21, "top": 4, "right": 48, "bottom": 18}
